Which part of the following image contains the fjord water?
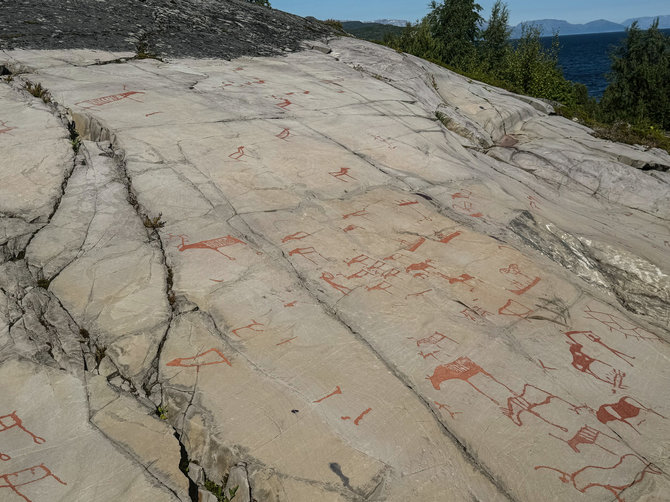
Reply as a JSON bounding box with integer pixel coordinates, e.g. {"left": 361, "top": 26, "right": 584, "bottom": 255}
{"left": 541, "top": 29, "right": 670, "bottom": 98}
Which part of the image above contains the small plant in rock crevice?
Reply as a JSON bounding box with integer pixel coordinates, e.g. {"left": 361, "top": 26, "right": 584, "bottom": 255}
{"left": 143, "top": 213, "right": 165, "bottom": 230}
{"left": 203, "top": 476, "right": 238, "bottom": 502}
{"left": 156, "top": 405, "right": 168, "bottom": 420}
{"left": 24, "top": 81, "right": 51, "bottom": 103}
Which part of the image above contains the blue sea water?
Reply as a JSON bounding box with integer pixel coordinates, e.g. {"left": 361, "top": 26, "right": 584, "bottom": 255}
{"left": 539, "top": 29, "right": 670, "bottom": 99}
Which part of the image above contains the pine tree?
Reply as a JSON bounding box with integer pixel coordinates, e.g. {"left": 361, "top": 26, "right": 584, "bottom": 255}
{"left": 480, "top": 1, "right": 511, "bottom": 73}
{"left": 426, "top": 0, "right": 483, "bottom": 68}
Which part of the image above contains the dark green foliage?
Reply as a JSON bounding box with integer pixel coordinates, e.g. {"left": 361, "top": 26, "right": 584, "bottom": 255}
{"left": 600, "top": 20, "right": 670, "bottom": 129}
{"left": 322, "top": 19, "right": 345, "bottom": 32}
{"left": 479, "top": 0, "right": 511, "bottom": 73}
{"left": 380, "top": 2, "right": 669, "bottom": 153}
{"left": 341, "top": 21, "right": 404, "bottom": 41}
{"left": 427, "top": 0, "right": 483, "bottom": 68}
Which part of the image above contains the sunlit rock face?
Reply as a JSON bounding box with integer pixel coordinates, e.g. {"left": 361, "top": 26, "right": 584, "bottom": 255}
{"left": 1, "top": 33, "right": 669, "bottom": 502}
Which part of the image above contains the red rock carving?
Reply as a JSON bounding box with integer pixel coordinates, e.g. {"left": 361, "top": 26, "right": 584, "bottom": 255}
{"left": 166, "top": 348, "right": 231, "bottom": 370}
{"left": 288, "top": 247, "right": 325, "bottom": 264}
{"left": 498, "top": 299, "right": 533, "bottom": 319}
{"left": 321, "top": 272, "right": 351, "bottom": 296}
{"left": 564, "top": 331, "right": 633, "bottom": 393}
{"left": 411, "top": 331, "right": 458, "bottom": 348}
{"left": 0, "top": 121, "right": 15, "bottom": 134}
{"left": 596, "top": 397, "right": 666, "bottom": 433}
{"left": 441, "top": 273, "right": 476, "bottom": 291}
{"left": 342, "top": 408, "right": 372, "bottom": 425}
{"left": 549, "top": 425, "right": 620, "bottom": 455}
{"left": 460, "top": 305, "right": 493, "bottom": 322}
{"left": 342, "top": 209, "right": 369, "bottom": 220}
{"left": 276, "top": 337, "right": 297, "bottom": 346}
{"left": 405, "top": 259, "right": 434, "bottom": 278}
{"left": 535, "top": 454, "right": 662, "bottom": 502}
{"left": 145, "top": 111, "right": 162, "bottom": 117}
{"left": 434, "top": 401, "right": 461, "bottom": 419}
{"left": 501, "top": 384, "right": 583, "bottom": 432}
{"left": 329, "top": 167, "right": 356, "bottom": 182}
{"left": 284, "top": 301, "right": 297, "bottom": 308}
{"left": 400, "top": 237, "right": 426, "bottom": 252}
{"left": 228, "top": 146, "right": 246, "bottom": 161}
{"left": 406, "top": 289, "right": 433, "bottom": 299}
{"left": 313, "top": 386, "right": 342, "bottom": 404}
{"left": 76, "top": 91, "right": 145, "bottom": 109}
{"left": 366, "top": 281, "right": 393, "bottom": 294}
{"left": 0, "top": 412, "right": 45, "bottom": 462}
{"left": 396, "top": 200, "right": 418, "bottom": 206}
{"left": 232, "top": 320, "right": 265, "bottom": 338}
{"left": 427, "top": 357, "right": 513, "bottom": 405}
{"left": 419, "top": 350, "right": 440, "bottom": 360}
{"left": 276, "top": 128, "right": 290, "bottom": 140}
{"left": 276, "top": 98, "right": 292, "bottom": 109}
{"left": 527, "top": 195, "right": 541, "bottom": 210}
{"left": 0, "top": 464, "right": 67, "bottom": 502}
{"left": 342, "top": 224, "right": 363, "bottom": 232}
{"left": 499, "top": 264, "right": 541, "bottom": 295}
{"left": 537, "top": 359, "right": 557, "bottom": 371}
{"left": 451, "top": 190, "right": 483, "bottom": 218}
{"left": 281, "top": 231, "right": 310, "bottom": 243}
{"left": 438, "top": 231, "right": 461, "bottom": 244}
{"left": 178, "top": 235, "right": 245, "bottom": 260}
{"left": 583, "top": 306, "right": 658, "bottom": 342}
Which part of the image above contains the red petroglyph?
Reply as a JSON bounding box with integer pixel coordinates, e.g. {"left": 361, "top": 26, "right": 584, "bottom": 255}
{"left": 527, "top": 195, "right": 541, "bottom": 210}
{"left": 288, "top": 247, "right": 325, "bottom": 264}
{"left": 346, "top": 255, "right": 370, "bottom": 267}
{"left": 166, "top": 348, "right": 231, "bottom": 369}
{"left": 501, "top": 384, "right": 584, "bottom": 432}
{"left": 353, "top": 408, "right": 372, "bottom": 425}
{"left": 498, "top": 299, "right": 534, "bottom": 319}
{"left": 438, "top": 231, "right": 462, "bottom": 244}
{"left": 178, "top": 235, "right": 245, "bottom": 260}
{"left": 329, "top": 167, "right": 356, "bottom": 183}
{"left": 400, "top": 237, "right": 426, "bottom": 252}
{"left": 276, "top": 128, "right": 290, "bottom": 140}
{"left": 210, "top": 279, "right": 224, "bottom": 283}
{"left": 314, "top": 386, "right": 343, "bottom": 403}
{"left": 276, "top": 98, "right": 292, "bottom": 109}
{"left": 584, "top": 306, "right": 658, "bottom": 342}
{"left": 434, "top": 401, "right": 462, "bottom": 419}
{"left": 405, "top": 259, "right": 434, "bottom": 278}
{"left": 499, "top": 264, "right": 541, "bottom": 295}
{"left": 396, "top": 200, "right": 419, "bottom": 206}
{"left": 441, "top": 273, "right": 477, "bottom": 291}
{"left": 596, "top": 397, "right": 666, "bottom": 433}
{"left": 232, "top": 320, "right": 265, "bottom": 338}
{"left": 342, "top": 209, "right": 369, "bottom": 220}
{"left": 281, "top": 231, "right": 311, "bottom": 243}
{"left": 406, "top": 289, "right": 433, "bottom": 299}
{"left": 564, "top": 331, "right": 634, "bottom": 393}
{"left": 234, "top": 67, "right": 244, "bottom": 71}
{"left": 321, "top": 272, "right": 351, "bottom": 296}
{"left": 228, "top": 146, "right": 246, "bottom": 161}
{"left": 411, "top": 331, "right": 459, "bottom": 348}
{"left": 76, "top": 91, "right": 145, "bottom": 109}
{"left": 284, "top": 301, "right": 297, "bottom": 308}
{"left": 419, "top": 350, "right": 440, "bottom": 360}
{"left": 383, "top": 253, "right": 402, "bottom": 261}
{"left": 549, "top": 425, "right": 620, "bottom": 455}
{"left": 451, "top": 190, "right": 484, "bottom": 217}
{"left": 0, "top": 464, "right": 67, "bottom": 502}
{"left": 342, "top": 224, "right": 363, "bottom": 232}
{"left": 538, "top": 359, "right": 557, "bottom": 371}
{"left": 276, "top": 337, "right": 297, "bottom": 346}
{"left": 0, "top": 412, "right": 45, "bottom": 462}
{"left": 535, "top": 454, "right": 662, "bottom": 502}
{"left": 0, "top": 121, "right": 15, "bottom": 134}
{"left": 366, "top": 281, "right": 393, "bottom": 294}
{"left": 145, "top": 111, "right": 162, "bottom": 117}
{"left": 427, "top": 357, "right": 514, "bottom": 405}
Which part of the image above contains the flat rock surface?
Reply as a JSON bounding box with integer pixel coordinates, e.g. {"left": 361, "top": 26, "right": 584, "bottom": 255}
{"left": 1, "top": 35, "right": 669, "bottom": 502}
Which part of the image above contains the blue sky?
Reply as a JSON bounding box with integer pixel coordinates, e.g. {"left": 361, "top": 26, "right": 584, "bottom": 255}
{"left": 271, "top": 1, "right": 668, "bottom": 25}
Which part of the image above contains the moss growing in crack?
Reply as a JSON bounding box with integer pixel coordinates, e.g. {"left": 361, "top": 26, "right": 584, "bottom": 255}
{"left": 68, "top": 121, "right": 82, "bottom": 154}
{"left": 143, "top": 213, "right": 166, "bottom": 230}
{"left": 36, "top": 278, "right": 51, "bottom": 289}
{"left": 94, "top": 346, "right": 107, "bottom": 366}
{"left": 156, "top": 405, "right": 168, "bottom": 420}
{"left": 204, "top": 475, "right": 238, "bottom": 502}
{"left": 25, "top": 81, "right": 52, "bottom": 104}
{"left": 435, "top": 110, "right": 453, "bottom": 129}
{"left": 134, "top": 32, "right": 161, "bottom": 61}
{"left": 79, "top": 328, "right": 90, "bottom": 341}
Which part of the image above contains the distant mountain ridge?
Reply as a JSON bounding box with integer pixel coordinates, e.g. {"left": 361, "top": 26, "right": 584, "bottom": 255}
{"left": 510, "top": 15, "right": 670, "bottom": 38}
